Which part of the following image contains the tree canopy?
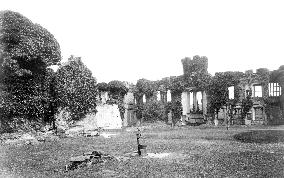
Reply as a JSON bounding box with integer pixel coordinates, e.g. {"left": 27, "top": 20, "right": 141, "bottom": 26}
{"left": 107, "top": 80, "right": 128, "bottom": 99}
{"left": 0, "top": 11, "right": 61, "bottom": 129}
{"left": 55, "top": 55, "right": 97, "bottom": 120}
{"left": 0, "top": 10, "right": 61, "bottom": 78}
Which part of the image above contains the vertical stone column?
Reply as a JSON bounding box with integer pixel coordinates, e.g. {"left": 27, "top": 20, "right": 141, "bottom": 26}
{"left": 156, "top": 91, "right": 161, "bottom": 101}
{"left": 193, "top": 92, "right": 197, "bottom": 111}
{"left": 189, "top": 92, "right": 193, "bottom": 111}
{"left": 202, "top": 91, "right": 207, "bottom": 115}
{"left": 263, "top": 83, "right": 269, "bottom": 99}
{"left": 252, "top": 107, "right": 256, "bottom": 121}
{"left": 181, "top": 92, "right": 187, "bottom": 115}
{"left": 187, "top": 92, "right": 191, "bottom": 114}
{"left": 123, "top": 104, "right": 129, "bottom": 127}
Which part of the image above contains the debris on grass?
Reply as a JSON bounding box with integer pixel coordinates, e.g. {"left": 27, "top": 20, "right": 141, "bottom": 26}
{"left": 100, "top": 133, "right": 118, "bottom": 138}
{"left": 146, "top": 152, "right": 171, "bottom": 158}
{"left": 65, "top": 151, "right": 117, "bottom": 171}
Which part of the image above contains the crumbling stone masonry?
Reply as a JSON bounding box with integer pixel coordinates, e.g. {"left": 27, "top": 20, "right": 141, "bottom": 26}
{"left": 145, "top": 56, "right": 284, "bottom": 125}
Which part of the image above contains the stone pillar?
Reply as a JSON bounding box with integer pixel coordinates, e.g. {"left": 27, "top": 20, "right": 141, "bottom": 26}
{"left": 157, "top": 91, "right": 161, "bottom": 101}
{"left": 193, "top": 92, "right": 197, "bottom": 111}
{"left": 181, "top": 92, "right": 188, "bottom": 115}
{"left": 252, "top": 108, "right": 256, "bottom": 121}
{"left": 123, "top": 105, "right": 129, "bottom": 127}
{"left": 187, "top": 92, "right": 190, "bottom": 114}
{"left": 202, "top": 91, "right": 207, "bottom": 115}
{"left": 189, "top": 92, "right": 193, "bottom": 111}
{"left": 223, "top": 108, "right": 227, "bottom": 121}
{"left": 263, "top": 83, "right": 269, "bottom": 98}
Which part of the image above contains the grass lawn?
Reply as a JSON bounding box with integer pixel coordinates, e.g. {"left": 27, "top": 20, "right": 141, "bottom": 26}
{"left": 1, "top": 124, "right": 284, "bottom": 177}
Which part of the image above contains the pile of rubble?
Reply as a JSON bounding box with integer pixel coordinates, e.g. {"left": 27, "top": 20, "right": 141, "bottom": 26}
{"left": 65, "top": 151, "right": 116, "bottom": 171}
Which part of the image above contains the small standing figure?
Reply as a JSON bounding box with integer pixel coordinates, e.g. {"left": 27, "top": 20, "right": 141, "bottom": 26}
{"left": 168, "top": 110, "right": 173, "bottom": 127}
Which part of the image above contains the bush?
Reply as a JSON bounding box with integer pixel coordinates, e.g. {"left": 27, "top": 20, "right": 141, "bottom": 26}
{"left": 142, "top": 98, "right": 167, "bottom": 122}
{"left": 166, "top": 100, "right": 182, "bottom": 126}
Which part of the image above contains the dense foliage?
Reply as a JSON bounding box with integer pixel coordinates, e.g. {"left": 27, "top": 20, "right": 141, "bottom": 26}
{"left": 141, "top": 98, "right": 167, "bottom": 122}
{"left": 135, "top": 79, "right": 156, "bottom": 101}
{"left": 107, "top": 80, "right": 128, "bottom": 100}
{"left": 241, "top": 95, "right": 253, "bottom": 119}
{"left": 96, "top": 82, "right": 108, "bottom": 92}
{"left": 168, "top": 76, "right": 185, "bottom": 94}
{"left": 0, "top": 11, "right": 61, "bottom": 78}
{"left": 166, "top": 100, "right": 183, "bottom": 125}
{"left": 181, "top": 55, "right": 211, "bottom": 90}
{"left": 106, "top": 80, "right": 128, "bottom": 120}
{"left": 206, "top": 72, "right": 243, "bottom": 116}
{"left": 55, "top": 56, "right": 97, "bottom": 120}
{"left": 0, "top": 11, "right": 61, "bottom": 131}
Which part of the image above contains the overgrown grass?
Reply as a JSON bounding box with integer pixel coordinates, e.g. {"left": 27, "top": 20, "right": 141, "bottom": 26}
{"left": 1, "top": 124, "right": 284, "bottom": 177}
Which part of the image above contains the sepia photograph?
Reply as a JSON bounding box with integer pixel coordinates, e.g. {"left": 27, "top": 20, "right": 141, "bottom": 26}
{"left": 1, "top": 0, "right": 284, "bottom": 177}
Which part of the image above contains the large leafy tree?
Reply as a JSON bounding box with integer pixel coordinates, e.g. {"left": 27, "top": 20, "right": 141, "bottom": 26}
{"left": 107, "top": 80, "right": 128, "bottom": 100}
{"left": 206, "top": 72, "right": 242, "bottom": 118}
{"left": 0, "top": 11, "right": 61, "bottom": 77}
{"left": 0, "top": 10, "right": 61, "bottom": 128}
{"left": 107, "top": 80, "right": 128, "bottom": 120}
{"left": 55, "top": 55, "right": 97, "bottom": 120}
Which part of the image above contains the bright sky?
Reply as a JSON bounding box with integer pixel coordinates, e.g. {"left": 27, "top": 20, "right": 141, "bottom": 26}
{"left": 2, "top": 0, "right": 284, "bottom": 83}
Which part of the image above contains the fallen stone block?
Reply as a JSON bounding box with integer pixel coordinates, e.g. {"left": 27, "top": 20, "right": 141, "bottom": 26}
{"left": 84, "top": 131, "right": 100, "bottom": 137}
{"left": 65, "top": 150, "right": 116, "bottom": 171}
{"left": 70, "top": 155, "right": 92, "bottom": 162}
{"left": 36, "top": 136, "right": 46, "bottom": 142}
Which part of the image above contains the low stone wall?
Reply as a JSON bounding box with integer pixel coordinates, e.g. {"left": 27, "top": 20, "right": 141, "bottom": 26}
{"left": 75, "top": 104, "right": 122, "bottom": 130}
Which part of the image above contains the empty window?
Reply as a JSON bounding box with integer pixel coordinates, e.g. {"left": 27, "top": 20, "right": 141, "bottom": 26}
{"left": 253, "top": 85, "right": 262, "bottom": 97}
{"left": 269, "top": 83, "right": 281, "bottom": 96}
{"left": 228, "top": 86, "right": 234, "bottom": 99}
{"left": 143, "top": 94, "right": 146, "bottom": 103}
{"left": 196, "top": 91, "right": 202, "bottom": 110}
{"left": 167, "top": 90, "right": 171, "bottom": 102}
{"left": 157, "top": 91, "right": 161, "bottom": 101}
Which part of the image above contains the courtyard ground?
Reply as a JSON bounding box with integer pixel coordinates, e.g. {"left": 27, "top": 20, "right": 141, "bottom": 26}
{"left": 0, "top": 123, "right": 284, "bottom": 177}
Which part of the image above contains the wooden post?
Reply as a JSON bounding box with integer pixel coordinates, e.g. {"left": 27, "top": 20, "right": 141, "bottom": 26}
{"left": 136, "top": 129, "right": 141, "bottom": 156}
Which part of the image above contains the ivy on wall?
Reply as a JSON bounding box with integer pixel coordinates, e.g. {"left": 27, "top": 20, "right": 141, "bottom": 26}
{"left": 206, "top": 71, "right": 243, "bottom": 117}
{"left": 181, "top": 55, "right": 211, "bottom": 90}
{"left": 132, "top": 55, "right": 284, "bottom": 125}
{"left": 134, "top": 79, "right": 156, "bottom": 100}
{"left": 55, "top": 56, "right": 97, "bottom": 121}
{"left": 96, "top": 82, "right": 108, "bottom": 92}
{"left": 104, "top": 80, "right": 128, "bottom": 120}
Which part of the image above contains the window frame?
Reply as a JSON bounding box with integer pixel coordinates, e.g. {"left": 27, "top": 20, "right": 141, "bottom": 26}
{"left": 253, "top": 84, "right": 263, "bottom": 98}
{"left": 269, "top": 83, "right": 281, "bottom": 97}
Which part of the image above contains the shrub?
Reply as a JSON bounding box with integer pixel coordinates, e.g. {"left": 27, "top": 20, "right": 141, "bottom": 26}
{"left": 142, "top": 98, "right": 167, "bottom": 122}
{"left": 166, "top": 100, "right": 182, "bottom": 125}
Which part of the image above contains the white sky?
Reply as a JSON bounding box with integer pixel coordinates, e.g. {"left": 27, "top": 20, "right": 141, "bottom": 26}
{"left": 2, "top": 0, "right": 284, "bottom": 84}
